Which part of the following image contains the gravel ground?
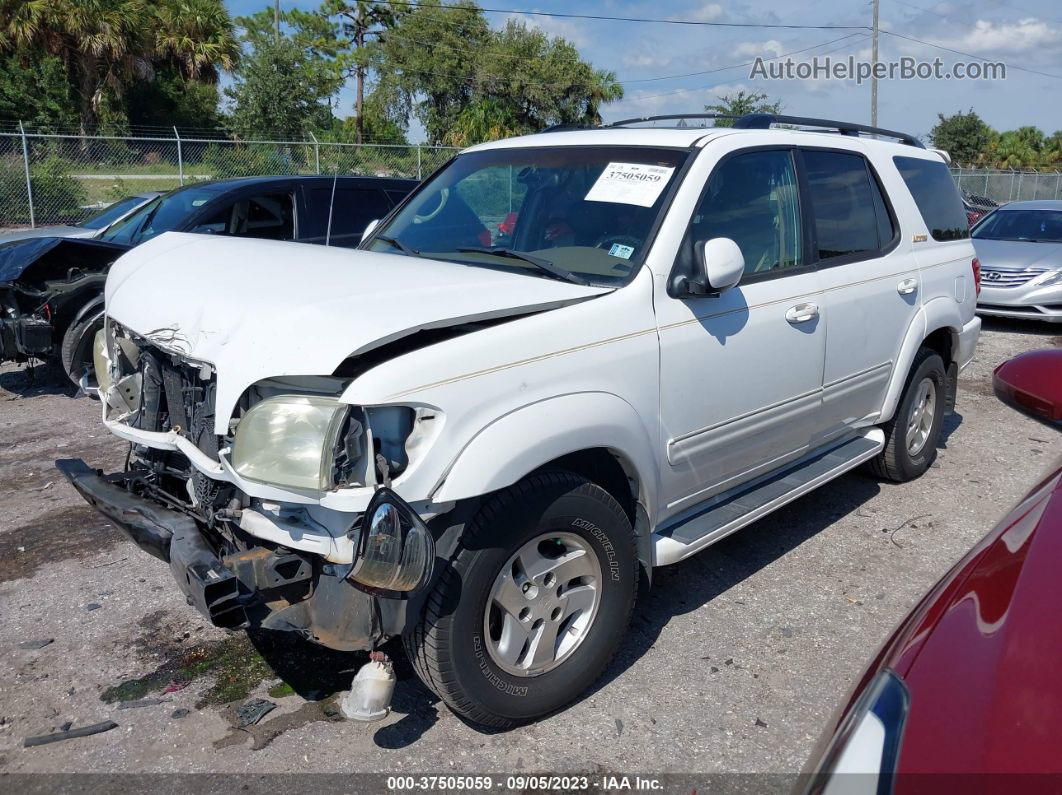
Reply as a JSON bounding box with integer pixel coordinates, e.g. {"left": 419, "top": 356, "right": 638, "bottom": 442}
{"left": 0, "top": 318, "right": 1058, "bottom": 775}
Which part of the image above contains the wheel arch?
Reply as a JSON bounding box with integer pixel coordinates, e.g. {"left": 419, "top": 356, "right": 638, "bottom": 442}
{"left": 879, "top": 299, "right": 960, "bottom": 421}
{"left": 430, "top": 392, "right": 659, "bottom": 582}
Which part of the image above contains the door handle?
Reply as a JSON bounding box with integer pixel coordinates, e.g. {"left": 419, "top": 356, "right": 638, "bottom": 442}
{"left": 897, "top": 278, "right": 918, "bottom": 295}
{"left": 785, "top": 303, "right": 819, "bottom": 324}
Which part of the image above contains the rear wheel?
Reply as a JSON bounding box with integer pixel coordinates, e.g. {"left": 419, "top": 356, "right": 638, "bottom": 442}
{"left": 403, "top": 471, "right": 638, "bottom": 728}
{"left": 869, "top": 347, "right": 946, "bottom": 482}
{"left": 60, "top": 307, "right": 104, "bottom": 389}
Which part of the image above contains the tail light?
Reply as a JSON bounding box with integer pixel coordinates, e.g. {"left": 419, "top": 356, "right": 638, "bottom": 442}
{"left": 972, "top": 257, "right": 981, "bottom": 296}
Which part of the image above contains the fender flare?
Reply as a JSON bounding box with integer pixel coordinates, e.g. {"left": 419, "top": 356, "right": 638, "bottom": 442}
{"left": 879, "top": 297, "right": 961, "bottom": 421}
{"left": 70, "top": 292, "right": 105, "bottom": 328}
{"left": 431, "top": 392, "right": 660, "bottom": 573}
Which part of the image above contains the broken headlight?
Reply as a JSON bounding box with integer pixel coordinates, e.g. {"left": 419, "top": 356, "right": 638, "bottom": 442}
{"left": 348, "top": 487, "right": 435, "bottom": 596}
{"left": 231, "top": 394, "right": 349, "bottom": 492}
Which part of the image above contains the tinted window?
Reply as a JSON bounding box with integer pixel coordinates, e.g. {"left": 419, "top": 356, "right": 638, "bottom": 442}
{"left": 690, "top": 149, "right": 803, "bottom": 276}
{"left": 894, "top": 156, "right": 969, "bottom": 241}
{"left": 369, "top": 146, "right": 689, "bottom": 286}
{"left": 304, "top": 188, "right": 392, "bottom": 247}
{"left": 972, "top": 209, "right": 1062, "bottom": 243}
{"left": 191, "top": 192, "right": 295, "bottom": 241}
{"left": 804, "top": 150, "right": 895, "bottom": 260}
{"left": 82, "top": 195, "right": 146, "bottom": 230}
{"left": 99, "top": 186, "right": 219, "bottom": 244}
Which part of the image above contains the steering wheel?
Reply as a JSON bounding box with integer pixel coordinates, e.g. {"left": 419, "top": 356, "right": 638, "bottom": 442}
{"left": 413, "top": 188, "right": 449, "bottom": 224}
{"left": 595, "top": 234, "right": 641, "bottom": 254}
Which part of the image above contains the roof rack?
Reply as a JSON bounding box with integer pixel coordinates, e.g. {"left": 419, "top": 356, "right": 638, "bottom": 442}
{"left": 732, "top": 114, "right": 924, "bottom": 148}
{"left": 604, "top": 112, "right": 924, "bottom": 148}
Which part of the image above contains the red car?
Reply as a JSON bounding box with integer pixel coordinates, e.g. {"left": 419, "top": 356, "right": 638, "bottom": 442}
{"left": 804, "top": 349, "right": 1062, "bottom": 790}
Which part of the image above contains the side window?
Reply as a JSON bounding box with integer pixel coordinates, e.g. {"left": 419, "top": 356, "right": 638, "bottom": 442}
{"left": 690, "top": 149, "right": 802, "bottom": 276}
{"left": 893, "top": 156, "right": 969, "bottom": 241}
{"left": 803, "top": 151, "right": 894, "bottom": 260}
{"left": 304, "top": 188, "right": 392, "bottom": 247}
{"left": 192, "top": 192, "right": 294, "bottom": 241}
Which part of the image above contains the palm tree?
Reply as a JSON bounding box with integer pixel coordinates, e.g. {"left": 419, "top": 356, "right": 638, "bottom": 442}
{"left": 153, "top": 0, "right": 239, "bottom": 83}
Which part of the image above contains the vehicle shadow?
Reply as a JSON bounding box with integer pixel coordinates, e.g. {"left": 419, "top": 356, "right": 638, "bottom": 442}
{"left": 980, "top": 316, "right": 1062, "bottom": 342}
{"left": 0, "top": 361, "right": 78, "bottom": 398}
{"left": 580, "top": 471, "right": 883, "bottom": 706}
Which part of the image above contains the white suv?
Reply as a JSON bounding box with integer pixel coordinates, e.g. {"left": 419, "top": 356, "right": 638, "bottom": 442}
{"left": 59, "top": 114, "right": 981, "bottom": 728}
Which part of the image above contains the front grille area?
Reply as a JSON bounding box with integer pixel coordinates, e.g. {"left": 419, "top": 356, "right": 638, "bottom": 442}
{"left": 980, "top": 267, "right": 1048, "bottom": 288}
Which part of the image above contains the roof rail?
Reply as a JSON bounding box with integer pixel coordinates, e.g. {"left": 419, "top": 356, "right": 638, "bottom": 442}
{"left": 607, "top": 113, "right": 738, "bottom": 128}
{"left": 732, "top": 113, "right": 925, "bottom": 148}
{"left": 540, "top": 123, "right": 591, "bottom": 133}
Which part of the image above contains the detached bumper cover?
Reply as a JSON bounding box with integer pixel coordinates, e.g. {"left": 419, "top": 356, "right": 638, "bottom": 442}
{"left": 55, "top": 458, "right": 407, "bottom": 648}
{"left": 55, "top": 458, "right": 179, "bottom": 562}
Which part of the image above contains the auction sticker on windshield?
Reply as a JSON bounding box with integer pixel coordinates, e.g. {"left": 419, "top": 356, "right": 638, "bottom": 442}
{"left": 584, "top": 162, "right": 676, "bottom": 207}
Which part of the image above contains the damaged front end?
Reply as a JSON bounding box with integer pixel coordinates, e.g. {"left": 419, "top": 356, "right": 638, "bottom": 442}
{"left": 0, "top": 237, "right": 127, "bottom": 364}
{"left": 58, "top": 320, "right": 436, "bottom": 651}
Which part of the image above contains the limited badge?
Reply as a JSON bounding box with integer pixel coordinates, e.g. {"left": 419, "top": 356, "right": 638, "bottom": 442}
{"left": 913, "top": 234, "right": 928, "bottom": 242}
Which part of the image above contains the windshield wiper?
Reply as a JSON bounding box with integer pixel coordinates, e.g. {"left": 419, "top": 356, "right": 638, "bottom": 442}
{"left": 377, "top": 234, "right": 420, "bottom": 257}
{"left": 456, "top": 247, "right": 589, "bottom": 286}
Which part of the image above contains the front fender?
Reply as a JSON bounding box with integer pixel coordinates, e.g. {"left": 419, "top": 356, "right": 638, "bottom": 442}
{"left": 879, "top": 297, "right": 960, "bottom": 421}
{"left": 431, "top": 391, "right": 660, "bottom": 520}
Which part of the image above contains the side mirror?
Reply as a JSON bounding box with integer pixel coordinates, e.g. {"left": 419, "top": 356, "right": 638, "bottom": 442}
{"left": 692, "top": 237, "right": 744, "bottom": 295}
{"left": 361, "top": 219, "right": 380, "bottom": 242}
{"left": 993, "top": 350, "right": 1062, "bottom": 428}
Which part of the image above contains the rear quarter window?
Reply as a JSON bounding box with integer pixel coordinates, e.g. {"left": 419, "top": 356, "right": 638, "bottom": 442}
{"left": 893, "top": 156, "right": 969, "bottom": 241}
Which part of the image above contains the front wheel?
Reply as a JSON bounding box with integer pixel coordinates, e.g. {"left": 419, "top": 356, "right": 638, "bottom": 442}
{"left": 60, "top": 307, "right": 104, "bottom": 389}
{"left": 404, "top": 471, "right": 638, "bottom": 728}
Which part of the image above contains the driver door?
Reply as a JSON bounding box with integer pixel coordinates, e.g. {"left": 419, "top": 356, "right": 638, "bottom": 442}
{"left": 654, "top": 148, "right": 828, "bottom": 520}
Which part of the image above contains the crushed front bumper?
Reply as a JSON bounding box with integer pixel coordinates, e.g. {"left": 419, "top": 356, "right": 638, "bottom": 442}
{"left": 56, "top": 458, "right": 406, "bottom": 650}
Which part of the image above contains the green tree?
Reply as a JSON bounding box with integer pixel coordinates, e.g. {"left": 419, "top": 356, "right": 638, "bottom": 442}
{"left": 322, "top": 1, "right": 406, "bottom": 144}
{"left": 373, "top": 2, "right": 621, "bottom": 145}
{"left": 930, "top": 110, "right": 994, "bottom": 167}
{"left": 0, "top": 0, "right": 236, "bottom": 133}
{"left": 988, "top": 127, "right": 1044, "bottom": 170}
{"left": 705, "top": 91, "right": 783, "bottom": 127}
{"left": 225, "top": 37, "right": 342, "bottom": 138}
{"left": 0, "top": 53, "right": 77, "bottom": 129}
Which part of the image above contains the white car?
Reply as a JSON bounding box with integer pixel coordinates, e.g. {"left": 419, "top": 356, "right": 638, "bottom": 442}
{"left": 58, "top": 114, "right": 981, "bottom": 728}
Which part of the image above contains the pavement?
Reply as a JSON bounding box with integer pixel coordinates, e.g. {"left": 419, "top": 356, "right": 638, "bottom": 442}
{"left": 0, "top": 318, "right": 1058, "bottom": 775}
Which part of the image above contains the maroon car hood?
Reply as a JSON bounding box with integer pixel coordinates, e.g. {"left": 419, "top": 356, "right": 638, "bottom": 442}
{"left": 891, "top": 460, "right": 1062, "bottom": 774}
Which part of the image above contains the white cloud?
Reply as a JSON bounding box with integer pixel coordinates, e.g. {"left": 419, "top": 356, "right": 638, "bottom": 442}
{"left": 733, "top": 39, "right": 785, "bottom": 58}
{"left": 504, "top": 12, "right": 589, "bottom": 47}
{"left": 930, "top": 18, "right": 1062, "bottom": 55}
{"left": 622, "top": 53, "right": 674, "bottom": 68}
{"left": 670, "top": 3, "right": 723, "bottom": 23}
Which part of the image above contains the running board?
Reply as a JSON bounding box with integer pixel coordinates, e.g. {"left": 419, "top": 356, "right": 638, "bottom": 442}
{"left": 652, "top": 429, "right": 884, "bottom": 566}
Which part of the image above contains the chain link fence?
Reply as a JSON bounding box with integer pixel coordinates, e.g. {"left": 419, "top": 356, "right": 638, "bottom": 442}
{"left": 951, "top": 167, "right": 1062, "bottom": 204}
{"left": 0, "top": 128, "right": 458, "bottom": 229}
{"left": 5, "top": 127, "right": 1061, "bottom": 229}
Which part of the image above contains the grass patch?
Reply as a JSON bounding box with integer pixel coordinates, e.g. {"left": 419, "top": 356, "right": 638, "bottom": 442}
{"left": 267, "top": 681, "right": 296, "bottom": 699}
{"left": 101, "top": 634, "right": 280, "bottom": 708}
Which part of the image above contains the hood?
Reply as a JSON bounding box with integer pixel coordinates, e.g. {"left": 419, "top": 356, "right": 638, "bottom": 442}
{"left": 105, "top": 233, "right": 610, "bottom": 430}
{"left": 972, "top": 238, "right": 1062, "bottom": 270}
{"left": 890, "top": 462, "right": 1062, "bottom": 774}
{"left": 0, "top": 236, "right": 131, "bottom": 285}
{"left": 0, "top": 225, "right": 92, "bottom": 243}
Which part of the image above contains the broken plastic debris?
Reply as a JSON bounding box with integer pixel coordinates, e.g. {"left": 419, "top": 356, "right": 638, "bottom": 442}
{"left": 23, "top": 720, "right": 118, "bottom": 747}
{"left": 235, "top": 698, "right": 276, "bottom": 727}
{"left": 340, "top": 653, "right": 395, "bottom": 722}
{"left": 18, "top": 639, "right": 53, "bottom": 650}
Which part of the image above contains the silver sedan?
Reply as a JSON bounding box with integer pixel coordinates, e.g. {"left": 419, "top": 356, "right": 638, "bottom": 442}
{"left": 973, "top": 200, "right": 1062, "bottom": 323}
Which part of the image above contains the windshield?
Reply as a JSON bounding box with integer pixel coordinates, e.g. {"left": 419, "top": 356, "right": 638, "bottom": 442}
{"left": 973, "top": 209, "right": 1062, "bottom": 243}
{"left": 367, "top": 145, "right": 689, "bottom": 286}
{"left": 82, "top": 195, "right": 148, "bottom": 230}
{"left": 99, "top": 186, "right": 218, "bottom": 245}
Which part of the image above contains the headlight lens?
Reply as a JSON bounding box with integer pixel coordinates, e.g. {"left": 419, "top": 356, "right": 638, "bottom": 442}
{"left": 1037, "top": 270, "right": 1062, "bottom": 287}
{"left": 92, "top": 327, "right": 111, "bottom": 395}
{"left": 232, "top": 394, "right": 348, "bottom": 491}
{"left": 808, "top": 670, "right": 909, "bottom": 795}
{"left": 348, "top": 487, "right": 435, "bottom": 595}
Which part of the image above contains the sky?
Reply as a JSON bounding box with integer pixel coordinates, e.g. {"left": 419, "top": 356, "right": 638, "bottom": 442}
{"left": 224, "top": 0, "right": 1062, "bottom": 142}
